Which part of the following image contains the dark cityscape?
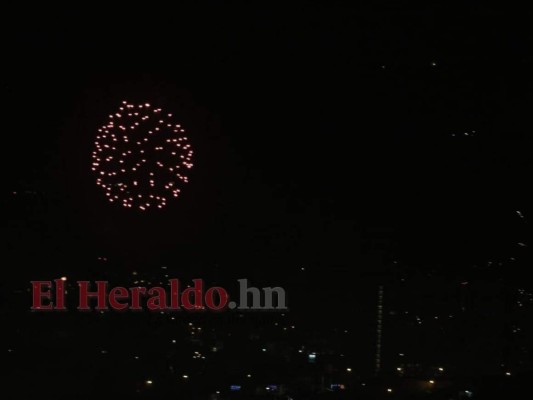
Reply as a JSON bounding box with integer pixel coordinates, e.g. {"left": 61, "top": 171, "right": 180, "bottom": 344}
{"left": 1, "top": 3, "right": 533, "bottom": 399}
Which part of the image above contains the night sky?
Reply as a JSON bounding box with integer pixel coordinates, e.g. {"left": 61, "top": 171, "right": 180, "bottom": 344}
{"left": 2, "top": 3, "right": 533, "bottom": 399}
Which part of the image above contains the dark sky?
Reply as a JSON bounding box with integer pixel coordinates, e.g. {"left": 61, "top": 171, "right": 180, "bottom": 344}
{"left": 2, "top": 3, "right": 532, "bottom": 281}
{"left": 3, "top": 6, "right": 533, "bottom": 397}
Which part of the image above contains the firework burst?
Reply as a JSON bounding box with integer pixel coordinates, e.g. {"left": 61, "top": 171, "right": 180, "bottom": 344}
{"left": 92, "top": 101, "right": 194, "bottom": 210}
